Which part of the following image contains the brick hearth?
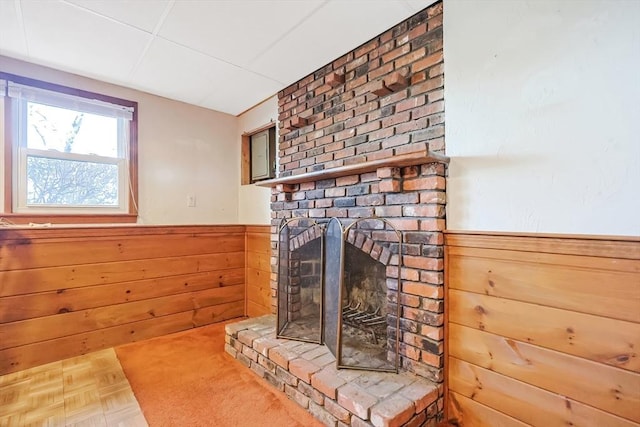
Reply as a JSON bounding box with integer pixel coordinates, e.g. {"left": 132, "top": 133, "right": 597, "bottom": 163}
{"left": 225, "top": 316, "right": 442, "bottom": 427}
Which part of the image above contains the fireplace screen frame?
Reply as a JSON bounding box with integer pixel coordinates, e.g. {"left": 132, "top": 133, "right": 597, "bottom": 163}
{"left": 276, "top": 216, "right": 402, "bottom": 373}
{"left": 276, "top": 217, "right": 325, "bottom": 344}
{"left": 334, "top": 218, "right": 401, "bottom": 373}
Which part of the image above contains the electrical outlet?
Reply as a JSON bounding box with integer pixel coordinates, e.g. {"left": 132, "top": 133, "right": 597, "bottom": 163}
{"left": 187, "top": 195, "right": 196, "bottom": 207}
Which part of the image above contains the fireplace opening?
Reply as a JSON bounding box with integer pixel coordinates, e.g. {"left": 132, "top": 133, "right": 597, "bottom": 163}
{"left": 339, "top": 240, "right": 392, "bottom": 369}
{"left": 279, "top": 216, "right": 400, "bottom": 372}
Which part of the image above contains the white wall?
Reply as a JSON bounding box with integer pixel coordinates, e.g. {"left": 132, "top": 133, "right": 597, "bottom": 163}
{"left": 237, "top": 96, "right": 276, "bottom": 225}
{"left": 444, "top": 0, "right": 640, "bottom": 236}
{"left": 0, "top": 55, "right": 239, "bottom": 225}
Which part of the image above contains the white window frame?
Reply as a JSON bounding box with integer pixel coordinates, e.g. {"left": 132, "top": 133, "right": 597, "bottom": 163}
{"left": 1, "top": 75, "right": 137, "bottom": 218}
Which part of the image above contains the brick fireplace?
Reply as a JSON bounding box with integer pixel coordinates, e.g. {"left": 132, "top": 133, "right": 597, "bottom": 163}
{"left": 226, "top": 3, "right": 447, "bottom": 426}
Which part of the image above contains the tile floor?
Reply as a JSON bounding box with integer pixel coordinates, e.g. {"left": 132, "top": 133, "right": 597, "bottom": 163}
{"left": 0, "top": 348, "right": 147, "bottom": 427}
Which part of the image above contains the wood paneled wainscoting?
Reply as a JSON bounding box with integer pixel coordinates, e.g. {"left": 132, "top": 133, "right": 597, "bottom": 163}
{"left": 0, "top": 224, "right": 269, "bottom": 376}
{"left": 444, "top": 231, "right": 640, "bottom": 427}
{"left": 245, "top": 225, "right": 272, "bottom": 317}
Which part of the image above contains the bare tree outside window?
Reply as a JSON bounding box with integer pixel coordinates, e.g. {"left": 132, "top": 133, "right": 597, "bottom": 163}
{"left": 25, "top": 102, "right": 120, "bottom": 206}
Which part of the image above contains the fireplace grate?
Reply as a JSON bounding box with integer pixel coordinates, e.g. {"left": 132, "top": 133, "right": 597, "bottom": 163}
{"left": 341, "top": 302, "right": 387, "bottom": 345}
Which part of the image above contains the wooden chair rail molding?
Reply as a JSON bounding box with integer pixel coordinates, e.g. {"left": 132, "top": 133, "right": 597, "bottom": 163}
{"left": 445, "top": 230, "right": 640, "bottom": 259}
{"left": 0, "top": 223, "right": 247, "bottom": 240}
{"left": 0, "top": 223, "right": 271, "bottom": 376}
{"left": 443, "top": 230, "right": 640, "bottom": 426}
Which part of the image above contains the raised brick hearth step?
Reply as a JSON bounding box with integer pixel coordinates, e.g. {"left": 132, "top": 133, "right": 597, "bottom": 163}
{"left": 225, "top": 316, "right": 442, "bottom": 427}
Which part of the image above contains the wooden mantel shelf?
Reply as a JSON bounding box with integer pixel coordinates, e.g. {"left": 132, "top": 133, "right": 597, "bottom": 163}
{"left": 256, "top": 147, "right": 449, "bottom": 188}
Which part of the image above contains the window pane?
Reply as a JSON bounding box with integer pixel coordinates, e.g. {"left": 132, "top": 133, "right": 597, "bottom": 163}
{"left": 26, "top": 156, "right": 119, "bottom": 206}
{"left": 26, "top": 102, "right": 119, "bottom": 157}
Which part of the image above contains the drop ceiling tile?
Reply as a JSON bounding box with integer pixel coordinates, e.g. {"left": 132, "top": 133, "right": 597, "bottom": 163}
{"left": 64, "top": 0, "right": 171, "bottom": 33}
{"left": 131, "top": 37, "right": 280, "bottom": 115}
{"left": 404, "top": 0, "right": 438, "bottom": 12}
{"left": 0, "top": 1, "right": 28, "bottom": 57}
{"left": 130, "top": 37, "right": 222, "bottom": 105}
{"left": 158, "top": 0, "right": 325, "bottom": 67}
{"left": 20, "top": 0, "right": 151, "bottom": 83}
{"left": 198, "top": 68, "right": 282, "bottom": 116}
{"left": 3, "top": 0, "right": 438, "bottom": 115}
{"left": 249, "top": 0, "right": 425, "bottom": 86}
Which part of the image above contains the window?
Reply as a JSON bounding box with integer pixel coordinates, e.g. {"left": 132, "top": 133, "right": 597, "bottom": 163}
{"left": 241, "top": 123, "right": 276, "bottom": 185}
{"left": 1, "top": 73, "right": 138, "bottom": 223}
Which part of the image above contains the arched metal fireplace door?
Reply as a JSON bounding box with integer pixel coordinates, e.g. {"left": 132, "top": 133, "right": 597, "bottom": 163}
{"left": 277, "top": 217, "right": 401, "bottom": 373}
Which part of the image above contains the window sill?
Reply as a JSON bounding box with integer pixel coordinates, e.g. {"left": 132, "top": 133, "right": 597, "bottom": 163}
{"left": 0, "top": 213, "right": 138, "bottom": 226}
